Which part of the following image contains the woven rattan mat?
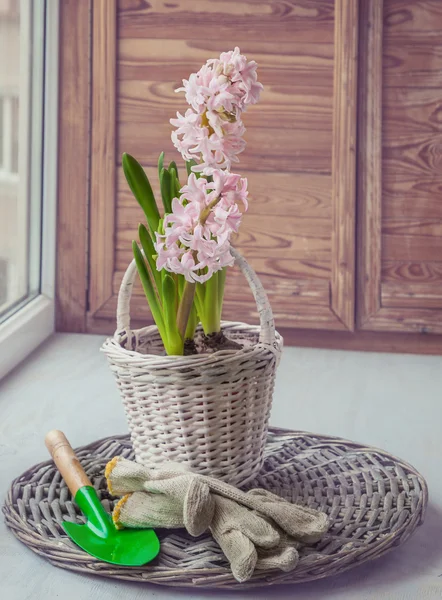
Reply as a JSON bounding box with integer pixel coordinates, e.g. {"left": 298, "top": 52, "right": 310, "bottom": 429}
{"left": 3, "top": 427, "right": 427, "bottom": 589}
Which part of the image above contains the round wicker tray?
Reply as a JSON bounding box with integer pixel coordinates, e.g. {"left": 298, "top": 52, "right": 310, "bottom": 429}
{"left": 3, "top": 427, "right": 427, "bottom": 589}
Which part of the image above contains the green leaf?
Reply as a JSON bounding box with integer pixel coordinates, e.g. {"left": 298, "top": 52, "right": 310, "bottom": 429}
{"left": 132, "top": 241, "right": 166, "bottom": 341}
{"left": 185, "top": 159, "right": 200, "bottom": 178}
{"left": 160, "top": 168, "right": 173, "bottom": 214}
{"left": 138, "top": 223, "right": 162, "bottom": 302}
{"left": 195, "top": 283, "right": 207, "bottom": 332}
{"left": 168, "top": 161, "right": 178, "bottom": 176}
{"left": 162, "top": 274, "right": 183, "bottom": 355}
{"left": 218, "top": 267, "right": 227, "bottom": 318}
{"left": 185, "top": 303, "right": 198, "bottom": 340}
{"left": 123, "top": 153, "right": 160, "bottom": 237}
{"left": 169, "top": 161, "right": 181, "bottom": 194}
{"left": 158, "top": 151, "right": 165, "bottom": 181}
{"left": 170, "top": 167, "right": 181, "bottom": 198}
{"left": 204, "top": 272, "right": 220, "bottom": 334}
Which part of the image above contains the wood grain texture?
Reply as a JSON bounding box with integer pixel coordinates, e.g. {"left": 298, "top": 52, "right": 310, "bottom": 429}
{"left": 383, "top": 261, "right": 442, "bottom": 283}
{"left": 357, "top": 0, "right": 442, "bottom": 335}
{"left": 118, "top": 39, "right": 334, "bottom": 87}
{"left": 90, "top": 0, "right": 358, "bottom": 335}
{"left": 362, "top": 307, "right": 442, "bottom": 334}
{"left": 117, "top": 168, "right": 333, "bottom": 216}
{"left": 89, "top": 0, "right": 117, "bottom": 314}
{"left": 118, "top": 79, "right": 333, "bottom": 130}
{"left": 384, "top": 0, "right": 442, "bottom": 40}
{"left": 382, "top": 282, "right": 442, "bottom": 310}
{"left": 330, "top": 0, "right": 357, "bottom": 330}
{"left": 86, "top": 309, "right": 442, "bottom": 355}
{"left": 383, "top": 172, "right": 442, "bottom": 219}
{"left": 277, "top": 327, "right": 442, "bottom": 355}
{"left": 112, "top": 267, "right": 332, "bottom": 310}
{"left": 117, "top": 213, "right": 331, "bottom": 259}
{"left": 89, "top": 291, "right": 348, "bottom": 333}
{"left": 118, "top": 120, "right": 333, "bottom": 174}
{"left": 118, "top": 0, "right": 335, "bottom": 43}
{"left": 56, "top": 0, "right": 90, "bottom": 332}
{"left": 382, "top": 220, "right": 442, "bottom": 262}
{"left": 382, "top": 234, "right": 442, "bottom": 262}
{"left": 356, "top": 0, "right": 382, "bottom": 327}
{"left": 113, "top": 258, "right": 331, "bottom": 290}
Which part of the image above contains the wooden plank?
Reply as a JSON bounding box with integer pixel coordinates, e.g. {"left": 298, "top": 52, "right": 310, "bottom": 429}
{"left": 382, "top": 282, "right": 442, "bottom": 309}
{"left": 356, "top": 0, "right": 383, "bottom": 327}
{"left": 382, "top": 219, "right": 442, "bottom": 237}
{"left": 383, "top": 173, "right": 442, "bottom": 219}
{"left": 118, "top": 0, "right": 335, "bottom": 43}
{"left": 91, "top": 292, "right": 345, "bottom": 333}
{"left": 382, "top": 135, "right": 442, "bottom": 179}
{"left": 56, "top": 0, "right": 90, "bottom": 332}
{"left": 382, "top": 261, "right": 442, "bottom": 283}
{"left": 384, "top": 0, "right": 442, "bottom": 40}
{"left": 117, "top": 209, "right": 330, "bottom": 242}
{"left": 330, "top": 0, "right": 358, "bottom": 330}
{"left": 118, "top": 120, "right": 332, "bottom": 174}
{"left": 277, "top": 327, "right": 442, "bottom": 355}
{"left": 118, "top": 215, "right": 331, "bottom": 264}
{"left": 383, "top": 87, "right": 442, "bottom": 136}
{"left": 89, "top": 0, "right": 117, "bottom": 314}
{"left": 383, "top": 43, "right": 442, "bottom": 89}
{"left": 118, "top": 79, "right": 333, "bottom": 130}
{"left": 113, "top": 258, "right": 331, "bottom": 293}
{"left": 118, "top": 39, "right": 334, "bottom": 87}
{"left": 382, "top": 234, "right": 442, "bottom": 262}
{"left": 362, "top": 306, "right": 442, "bottom": 334}
{"left": 112, "top": 267, "right": 330, "bottom": 306}
{"left": 86, "top": 306, "right": 442, "bottom": 355}
{"left": 117, "top": 168, "right": 333, "bottom": 217}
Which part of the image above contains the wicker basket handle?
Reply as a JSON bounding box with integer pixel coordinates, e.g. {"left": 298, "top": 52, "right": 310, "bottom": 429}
{"left": 116, "top": 247, "right": 276, "bottom": 346}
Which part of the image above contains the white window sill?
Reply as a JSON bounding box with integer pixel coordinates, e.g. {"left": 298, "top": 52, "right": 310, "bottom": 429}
{"left": 0, "top": 294, "right": 54, "bottom": 379}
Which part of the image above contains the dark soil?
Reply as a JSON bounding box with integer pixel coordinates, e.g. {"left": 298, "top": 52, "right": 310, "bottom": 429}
{"left": 183, "top": 339, "right": 198, "bottom": 355}
{"left": 202, "top": 331, "right": 243, "bottom": 353}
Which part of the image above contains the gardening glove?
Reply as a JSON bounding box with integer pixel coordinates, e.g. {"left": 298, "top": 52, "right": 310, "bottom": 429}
{"left": 106, "top": 457, "right": 328, "bottom": 581}
{"left": 209, "top": 494, "right": 300, "bottom": 582}
{"left": 106, "top": 457, "right": 215, "bottom": 536}
{"left": 106, "top": 456, "right": 329, "bottom": 542}
{"left": 111, "top": 477, "right": 298, "bottom": 582}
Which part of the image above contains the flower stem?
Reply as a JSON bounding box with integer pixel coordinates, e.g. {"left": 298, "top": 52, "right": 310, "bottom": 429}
{"left": 204, "top": 272, "right": 220, "bottom": 334}
{"left": 218, "top": 267, "right": 227, "bottom": 320}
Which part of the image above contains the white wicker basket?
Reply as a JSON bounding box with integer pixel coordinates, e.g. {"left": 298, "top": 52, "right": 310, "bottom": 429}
{"left": 102, "top": 248, "right": 283, "bottom": 486}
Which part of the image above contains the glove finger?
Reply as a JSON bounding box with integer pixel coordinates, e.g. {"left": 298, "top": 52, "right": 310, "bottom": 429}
{"left": 113, "top": 490, "right": 184, "bottom": 530}
{"left": 235, "top": 508, "right": 281, "bottom": 549}
{"left": 212, "top": 495, "right": 280, "bottom": 549}
{"left": 211, "top": 526, "right": 258, "bottom": 583}
{"left": 105, "top": 457, "right": 155, "bottom": 495}
{"left": 256, "top": 544, "right": 299, "bottom": 573}
{"left": 183, "top": 478, "right": 215, "bottom": 537}
{"left": 256, "top": 501, "right": 329, "bottom": 543}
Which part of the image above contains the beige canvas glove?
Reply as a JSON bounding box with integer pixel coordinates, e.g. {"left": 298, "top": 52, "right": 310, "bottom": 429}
{"left": 106, "top": 457, "right": 328, "bottom": 582}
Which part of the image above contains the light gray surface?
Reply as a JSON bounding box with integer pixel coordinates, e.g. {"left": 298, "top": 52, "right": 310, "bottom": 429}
{"left": 1, "top": 333, "right": 442, "bottom": 599}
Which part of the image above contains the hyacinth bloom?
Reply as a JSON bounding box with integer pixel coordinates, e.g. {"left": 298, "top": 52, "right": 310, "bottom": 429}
{"left": 124, "top": 48, "right": 262, "bottom": 354}
{"left": 171, "top": 47, "right": 263, "bottom": 175}
{"left": 155, "top": 171, "right": 248, "bottom": 284}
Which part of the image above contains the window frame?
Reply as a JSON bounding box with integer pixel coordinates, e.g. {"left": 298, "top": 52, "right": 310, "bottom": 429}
{"left": 0, "top": 0, "right": 58, "bottom": 380}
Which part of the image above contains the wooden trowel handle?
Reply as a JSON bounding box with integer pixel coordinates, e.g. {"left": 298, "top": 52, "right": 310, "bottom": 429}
{"left": 45, "top": 430, "right": 93, "bottom": 496}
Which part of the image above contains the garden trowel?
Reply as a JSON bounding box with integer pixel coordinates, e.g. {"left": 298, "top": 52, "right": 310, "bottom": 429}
{"left": 45, "top": 430, "right": 160, "bottom": 566}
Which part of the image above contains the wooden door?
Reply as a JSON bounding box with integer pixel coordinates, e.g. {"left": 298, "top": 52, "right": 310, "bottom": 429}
{"left": 85, "top": 0, "right": 358, "bottom": 335}
{"left": 358, "top": 0, "right": 442, "bottom": 334}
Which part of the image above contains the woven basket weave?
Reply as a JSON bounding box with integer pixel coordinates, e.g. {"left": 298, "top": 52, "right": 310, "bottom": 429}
{"left": 3, "top": 428, "right": 428, "bottom": 589}
{"left": 102, "top": 248, "right": 283, "bottom": 486}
